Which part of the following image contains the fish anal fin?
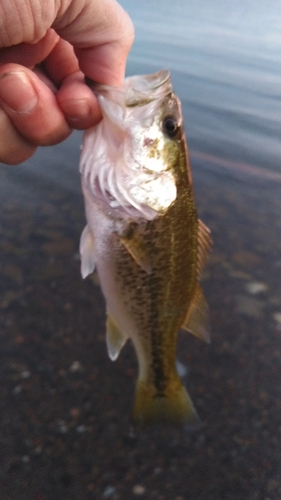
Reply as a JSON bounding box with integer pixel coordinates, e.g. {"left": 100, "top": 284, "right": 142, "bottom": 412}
{"left": 181, "top": 284, "right": 211, "bottom": 343}
{"left": 197, "top": 219, "right": 212, "bottom": 279}
{"left": 106, "top": 313, "right": 128, "bottom": 361}
{"left": 132, "top": 378, "right": 199, "bottom": 428}
{"left": 80, "top": 225, "right": 96, "bottom": 279}
{"left": 118, "top": 225, "right": 152, "bottom": 274}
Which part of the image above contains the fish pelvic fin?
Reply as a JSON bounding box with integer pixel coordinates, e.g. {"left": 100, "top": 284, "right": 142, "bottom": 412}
{"left": 106, "top": 313, "right": 128, "bottom": 361}
{"left": 132, "top": 378, "right": 199, "bottom": 428}
{"left": 80, "top": 225, "right": 96, "bottom": 279}
{"left": 181, "top": 283, "right": 211, "bottom": 343}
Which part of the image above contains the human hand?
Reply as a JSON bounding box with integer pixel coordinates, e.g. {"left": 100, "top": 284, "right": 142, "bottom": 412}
{"left": 0, "top": 0, "right": 134, "bottom": 164}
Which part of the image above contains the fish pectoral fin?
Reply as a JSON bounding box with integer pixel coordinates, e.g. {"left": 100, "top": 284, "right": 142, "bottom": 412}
{"left": 80, "top": 225, "right": 96, "bottom": 279}
{"left": 118, "top": 227, "right": 152, "bottom": 274}
{"left": 181, "top": 284, "right": 211, "bottom": 343}
{"left": 197, "top": 219, "right": 212, "bottom": 279}
{"left": 106, "top": 313, "right": 128, "bottom": 361}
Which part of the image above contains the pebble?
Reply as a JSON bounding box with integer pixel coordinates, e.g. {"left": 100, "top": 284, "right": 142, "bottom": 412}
{"left": 132, "top": 485, "right": 146, "bottom": 495}
{"left": 273, "top": 312, "right": 281, "bottom": 324}
{"left": 103, "top": 486, "right": 116, "bottom": 497}
{"left": 58, "top": 421, "right": 68, "bottom": 434}
{"left": 69, "top": 361, "right": 83, "bottom": 372}
{"left": 153, "top": 466, "right": 162, "bottom": 475}
{"left": 76, "top": 425, "right": 86, "bottom": 434}
{"left": 13, "top": 385, "right": 22, "bottom": 395}
{"left": 69, "top": 407, "right": 81, "bottom": 418}
{"left": 176, "top": 359, "right": 188, "bottom": 377}
{"left": 232, "top": 251, "right": 261, "bottom": 266}
{"left": 228, "top": 269, "right": 252, "bottom": 280}
{"left": 235, "top": 294, "right": 264, "bottom": 319}
{"left": 245, "top": 281, "right": 268, "bottom": 294}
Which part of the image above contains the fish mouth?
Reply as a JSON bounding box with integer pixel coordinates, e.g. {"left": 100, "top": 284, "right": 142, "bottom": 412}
{"left": 85, "top": 70, "right": 172, "bottom": 107}
{"left": 137, "top": 69, "right": 170, "bottom": 89}
{"left": 125, "top": 70, "right": 171, "bottom": 107}
{"left": 125, "top": 69, "right": 171, "bottom": 94}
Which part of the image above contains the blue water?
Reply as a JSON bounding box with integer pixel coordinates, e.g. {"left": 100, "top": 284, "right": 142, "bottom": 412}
{"left": 122, "top": 0, "right": 281, "bottom": 173}
{"left": 1, "top": 0, "right": 280, "bottom": 193}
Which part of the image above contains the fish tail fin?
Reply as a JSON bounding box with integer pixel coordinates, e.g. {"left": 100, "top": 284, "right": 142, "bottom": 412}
{"left": 132, "top": 378, "right": 200, "bottom": 428}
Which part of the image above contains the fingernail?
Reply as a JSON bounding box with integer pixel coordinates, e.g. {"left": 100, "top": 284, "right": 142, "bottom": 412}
{"left": 62, "top": 99, "right": 90, "bottom": 120}
{"left": 0, "top": 71, "right": 38, "bottom": 114}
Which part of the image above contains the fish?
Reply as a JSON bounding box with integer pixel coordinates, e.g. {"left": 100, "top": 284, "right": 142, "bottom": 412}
{"left": 79, "top": 70, "right": 211, "bottom": 427}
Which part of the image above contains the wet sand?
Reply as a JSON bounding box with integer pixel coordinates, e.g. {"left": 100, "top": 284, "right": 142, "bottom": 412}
{"left": 0, "top": 138, "right": 280, "bottom": 499}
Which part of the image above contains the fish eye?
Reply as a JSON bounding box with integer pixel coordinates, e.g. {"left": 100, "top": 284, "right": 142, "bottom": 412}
{"left": 162, "top": 115, "right": 179, "bottom": 138}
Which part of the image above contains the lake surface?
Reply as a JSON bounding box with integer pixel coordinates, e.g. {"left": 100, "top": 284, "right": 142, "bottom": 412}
{"left": 0, "top": 1, "right": 281, "bottom": 499}
{"left": 125, "top": 0, "right": 281, "bottom": 173}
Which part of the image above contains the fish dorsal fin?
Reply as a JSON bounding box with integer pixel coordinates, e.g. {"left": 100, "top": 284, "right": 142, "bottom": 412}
{"left": 118, "top": 225, "right": 152, "bottom": 274}
{"left": 197, "top": 219, "right": 212, "bottom": 279}
{"left": 80, "top": 225, "right": 96, "bottom": 279}
{"left": 181, "top": 284, "right": 210, "bottom": 343}
{"left": 106, "top": 313, "right": 128, "bottom": 361}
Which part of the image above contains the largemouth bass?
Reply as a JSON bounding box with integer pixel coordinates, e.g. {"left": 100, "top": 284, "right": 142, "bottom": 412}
{"left": 79, "top": 70, "right": 211, "bottom": 426}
